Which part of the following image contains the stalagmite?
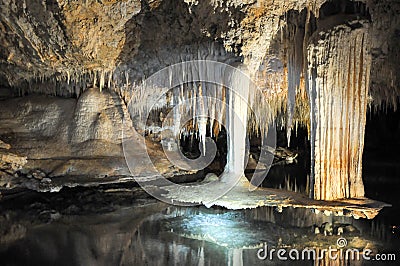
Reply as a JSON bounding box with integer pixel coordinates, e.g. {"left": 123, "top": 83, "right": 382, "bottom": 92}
{"left": 308, "top": 22, "right": 371, "bottom": 201}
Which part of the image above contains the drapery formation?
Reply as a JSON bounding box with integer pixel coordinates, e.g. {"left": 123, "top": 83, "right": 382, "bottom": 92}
{"left": 308, "top": 23, "right": 371, "bottom": 200}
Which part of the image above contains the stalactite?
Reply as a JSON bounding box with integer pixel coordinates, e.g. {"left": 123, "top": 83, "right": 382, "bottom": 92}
{"left": 108, "top": 71, "right": 113, "bottom": 90}
{"left": 285, "top": 19, "right": 301, "bottom": 147}
{"left": 251, "top": 55, "right": 290, "bottom": 138}
{"left": 99, "top": 70, "right": 105, "bottom": 92}
{"left": 93, "top": 71, "right": 97, "bottom": 88}
{"left": 308, "top": 21, "right": 371, "bottom": 200}
{"left": 197, "top": 83, "right": 207, "bottom": 155}
{"left": 123, "top": 49, "right": 276, "bottom": 187}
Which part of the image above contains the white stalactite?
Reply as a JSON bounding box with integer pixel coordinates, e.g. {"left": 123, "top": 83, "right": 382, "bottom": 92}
{"left": 286, "top": 18, "right": 304, "bottom": 147}
{"left": 123, "top": 44, "right": 274, "bottom": 188}
{"left": 99, "top": 70, "right": 105, "bottom": 92}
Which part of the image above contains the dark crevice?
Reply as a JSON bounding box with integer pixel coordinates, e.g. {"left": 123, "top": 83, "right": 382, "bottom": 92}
{"left": 319, "top": 0, "right": 370, "bottom": 20}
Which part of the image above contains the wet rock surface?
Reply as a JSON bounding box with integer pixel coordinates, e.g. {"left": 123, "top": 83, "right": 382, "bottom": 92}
{"left": 0, "top": 140, "right": 27, "bottom": 189}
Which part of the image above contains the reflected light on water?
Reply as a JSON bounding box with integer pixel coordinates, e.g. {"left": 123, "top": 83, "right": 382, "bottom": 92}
{"left": 169, "top": 212, "right": 262, "bottom": 248}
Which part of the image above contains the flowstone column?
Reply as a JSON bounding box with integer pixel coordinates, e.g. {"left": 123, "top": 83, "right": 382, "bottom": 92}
{"left": 308, "top": 22, "right": 372, "bottom": 200}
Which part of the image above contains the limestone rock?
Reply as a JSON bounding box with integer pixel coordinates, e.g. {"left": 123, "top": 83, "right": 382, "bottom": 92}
{"left": 0, "top": 140, "right": 11, "bottom": 150}
{"left": 0, "top": 140, "right": 27, "bottom": 172}
{"left": 0, "top": 88, "right": 163, "bottom": 191}
{"left": 0, "top": 0, "right": 141, "bottom": 85}
{"left": 70, "top": 88, "right": 133, "bottom": 144}
{"left": 203, "top": 173, "right": 219, "bottom": 183}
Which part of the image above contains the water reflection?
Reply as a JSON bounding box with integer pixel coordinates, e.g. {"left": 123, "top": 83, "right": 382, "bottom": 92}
{"left": 0, "top": 200, "right": 397, "bottom": 266}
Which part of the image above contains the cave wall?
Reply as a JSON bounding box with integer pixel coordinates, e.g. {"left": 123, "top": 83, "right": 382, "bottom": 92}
{"left": 0, "top": 88, "right": 141, "bottom": 191}
{"left": 1, "top": 0, "right": 399, "bottom": 110}
{"left": 0, "top": 0, "right": 140, "bottom": 86}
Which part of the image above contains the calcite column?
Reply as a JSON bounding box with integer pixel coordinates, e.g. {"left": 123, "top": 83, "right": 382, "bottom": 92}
{"left": 307, "top": 22, "right": 371, "bottom": 200}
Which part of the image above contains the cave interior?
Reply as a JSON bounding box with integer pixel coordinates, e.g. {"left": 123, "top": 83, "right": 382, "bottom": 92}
{"left": 0, "top": 0, "right": 399, "bottom": 264}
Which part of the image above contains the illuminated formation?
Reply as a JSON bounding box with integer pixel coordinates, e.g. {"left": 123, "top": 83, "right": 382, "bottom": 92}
{"left": 308, "top": 22, "right": 371, "bottom": 200}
